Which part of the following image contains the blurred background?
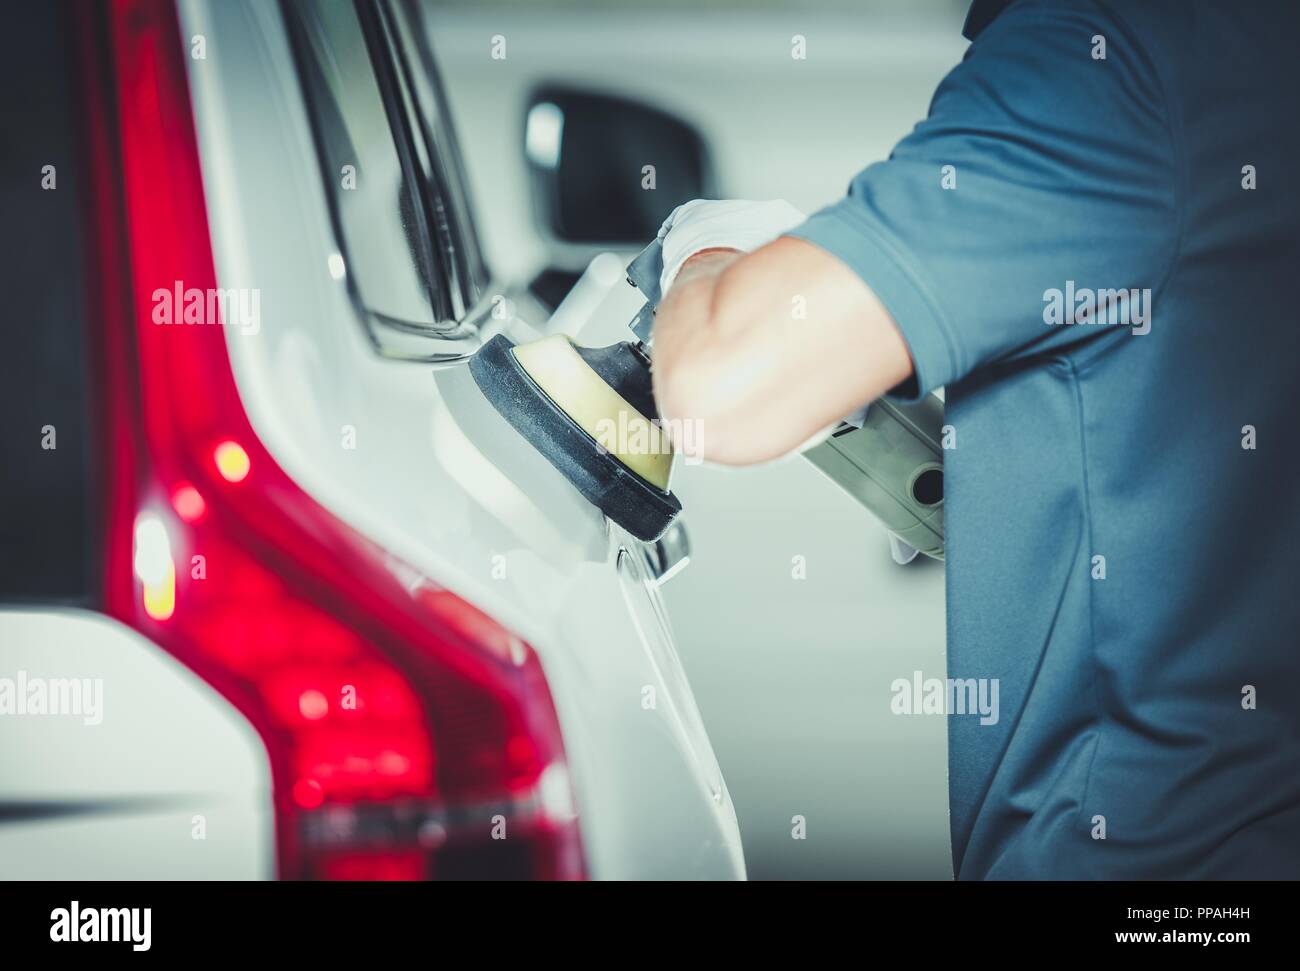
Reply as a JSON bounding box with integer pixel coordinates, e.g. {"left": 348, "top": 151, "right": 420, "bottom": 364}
{"left": 421, "top": 0, "right": 970, "bottom": 878}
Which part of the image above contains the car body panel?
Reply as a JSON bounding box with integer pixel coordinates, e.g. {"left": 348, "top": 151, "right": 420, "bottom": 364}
{"left": 177, "top": 0, "right": 743, "bottom": 879}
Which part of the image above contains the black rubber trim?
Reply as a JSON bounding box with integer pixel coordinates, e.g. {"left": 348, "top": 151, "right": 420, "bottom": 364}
{"left": 468, "top": 335, "right": 681, "bottom": 542}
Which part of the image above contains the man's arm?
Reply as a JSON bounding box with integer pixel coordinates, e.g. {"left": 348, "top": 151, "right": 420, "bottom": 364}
{"left": 651, "top": 236, "right": 915, "bottom": 465}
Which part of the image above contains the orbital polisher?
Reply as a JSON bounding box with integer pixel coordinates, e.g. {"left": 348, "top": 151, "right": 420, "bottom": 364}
{"left": 468, "top": 238, "right": 946, "bottom": 558}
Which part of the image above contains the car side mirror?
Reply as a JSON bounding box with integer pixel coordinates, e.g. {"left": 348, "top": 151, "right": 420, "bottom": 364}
{"left": 524, "top": 86, "right": 712, "bottom": 256}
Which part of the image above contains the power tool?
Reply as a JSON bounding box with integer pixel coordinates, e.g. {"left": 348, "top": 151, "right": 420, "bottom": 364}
{"left": 468, "top": 238, "right": 945, "bottom": 558}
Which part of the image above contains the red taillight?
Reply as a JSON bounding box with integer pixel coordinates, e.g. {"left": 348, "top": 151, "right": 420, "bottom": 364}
{"left": 82, "top": 0, "right": 583, "bottom": 879}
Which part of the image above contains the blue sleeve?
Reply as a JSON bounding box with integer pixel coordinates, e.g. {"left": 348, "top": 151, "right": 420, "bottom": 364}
{"left": 788, "top": 0, "right": 1180, "bottom": 400}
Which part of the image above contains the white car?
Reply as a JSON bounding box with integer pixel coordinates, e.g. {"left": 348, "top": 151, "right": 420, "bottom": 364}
{"left": 0, "top": 0, "right": 743, "bottom": 880}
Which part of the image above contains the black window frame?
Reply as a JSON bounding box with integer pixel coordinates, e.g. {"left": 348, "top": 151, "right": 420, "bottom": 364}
{"left": 382, "top": 0, "right": 489, "bottom": 316}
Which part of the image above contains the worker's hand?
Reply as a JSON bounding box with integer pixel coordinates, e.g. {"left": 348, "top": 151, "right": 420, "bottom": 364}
{"left": 652, "top": 229, "right": 914, "bottom": 465}
{"left": 658, "top": 199, "right": 807, "bottom": 295}
{"left": 658, "top": 199, "right": 877, "bottom": 448}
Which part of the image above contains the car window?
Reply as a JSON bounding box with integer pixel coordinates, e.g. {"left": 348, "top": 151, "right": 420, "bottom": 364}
{"left": 0, "top": 0, "right": 99, "bottom": 603}
{"left": 386, "top": 0, "right": 489, "bottom": 314}
{"left": 283, "top": 0, "right": 474, "bottom": 354}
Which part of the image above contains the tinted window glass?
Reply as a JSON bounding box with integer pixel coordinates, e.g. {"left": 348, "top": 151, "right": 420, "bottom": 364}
{"left": 0, "top": 0, "right": 99, "bottom": 603}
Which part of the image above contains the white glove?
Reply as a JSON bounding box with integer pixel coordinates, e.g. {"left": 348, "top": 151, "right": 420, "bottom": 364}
{"left": 658, "top": 199, "right": 807, "bottom": 295}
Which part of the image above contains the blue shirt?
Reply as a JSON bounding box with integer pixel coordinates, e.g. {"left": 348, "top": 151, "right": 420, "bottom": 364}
{"left": 792, "top": 0, "right": 1300, "bottom": 878}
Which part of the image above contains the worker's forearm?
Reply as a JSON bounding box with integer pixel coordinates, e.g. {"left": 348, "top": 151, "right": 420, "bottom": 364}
{"left": 652, "top": 237, "right": 915, "bottom": 465}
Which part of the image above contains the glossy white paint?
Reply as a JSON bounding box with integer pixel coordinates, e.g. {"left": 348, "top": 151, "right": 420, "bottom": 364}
{"left": 178, "top": 0, "right": 743, "bottom": 879}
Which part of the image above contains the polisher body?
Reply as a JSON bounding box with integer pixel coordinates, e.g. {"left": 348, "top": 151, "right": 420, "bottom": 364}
{"left": 468, "top": 238, "right": 945, "bottom": 558}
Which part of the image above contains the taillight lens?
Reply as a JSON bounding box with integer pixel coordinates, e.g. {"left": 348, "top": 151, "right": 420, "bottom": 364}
{"left": 83, "top": 0, "right": 583, "bottom": 879}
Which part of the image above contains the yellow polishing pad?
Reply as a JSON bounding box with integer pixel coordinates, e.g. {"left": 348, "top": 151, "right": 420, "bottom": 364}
{"left": 512, "top": 335, "right": 673, "bottom": 491}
